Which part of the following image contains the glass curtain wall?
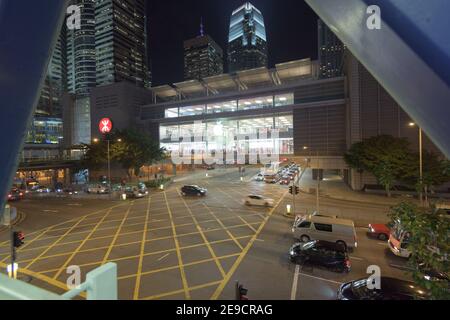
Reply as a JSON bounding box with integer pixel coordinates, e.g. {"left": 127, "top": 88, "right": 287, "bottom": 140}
{"left": 160, "top": 115, "right": 294, "bottom": 159}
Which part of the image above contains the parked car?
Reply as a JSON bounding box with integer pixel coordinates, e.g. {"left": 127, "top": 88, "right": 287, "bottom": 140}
{"left": 292, "top": 215, "right": 358, "bottom": 250}
{"left": 137, "top": 182, "right": 149, "bottom": 195}
{"left": 417, "top": 262, "right": 449, "bottom": 283}
{"left": 125, "top": 186, "right": 146, "bottom": 199}
{"left": 289, "top": 240, "right": 351, "bottom": 273}
{"left": 264, "top": 174, "right": 279, "bottom": 184}
{"left": 279, "top": 176, "right": 291, "bottom": 185}
{"left": 337, "top": 277, "right": 429, "bottom": 300}
{"left": 254, "top": 173, "right": 265, "bottom": 182}
{"left": 54, "top": 182, "right": 64, "bottom": 193}
{"left": 35, "top": 186, "right": 51, "bottom": 193}
{"left": 181, "top": 185, "right": 207, "bottom": 197}
{"left": 244, "top": 195, "right": 274, "bottom": 207}
{"left": 7, "top": 188, "right": 24, "bottom": 202}
{"left": 87, "top": 184, "right": 109, "bottom": 194}
{"left": 368, "top": 223, "right": 391, "bottom": 241}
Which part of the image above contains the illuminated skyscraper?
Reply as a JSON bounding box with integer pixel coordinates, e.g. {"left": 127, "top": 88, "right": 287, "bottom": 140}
{"left": 228, "top": 2, "right": 268, "bottom": 73}
{"left": 67, "top": 0, "right": 96, "bottom": 96}
{"left": 95, "top": 0, "right": 151, "bottom": 88}
{"left": 184, "top": 20, "right": 223, "bottom": 80}
{"left": 318, "top": 19, "right": 346, "bottom": 79}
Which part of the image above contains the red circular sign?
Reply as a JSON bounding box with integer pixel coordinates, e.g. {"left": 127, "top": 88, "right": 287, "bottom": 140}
{"left": 99, "top": 118, "right": 113, "bottom": 134}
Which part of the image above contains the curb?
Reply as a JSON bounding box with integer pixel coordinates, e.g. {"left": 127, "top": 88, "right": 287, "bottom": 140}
{"left": 298, "top": 189, "right": 402, "bottom": 207}
{"left": 0, "top": 210, "right": 26, "bottom": 232}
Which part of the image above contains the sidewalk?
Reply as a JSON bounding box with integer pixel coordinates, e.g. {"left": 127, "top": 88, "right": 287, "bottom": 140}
{"left": 298, "top": 169, "right": 418, "bottom": 206}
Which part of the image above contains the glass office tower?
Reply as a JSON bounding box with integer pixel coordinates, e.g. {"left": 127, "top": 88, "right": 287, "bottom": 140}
{"left": 95, "top": 0, "right": 150, "bottom": 88}
{"left": 228, "top": 2, "right": 268, "bottom": 73}
{"left": 184, "top": 34, "right": 224, "bottom": 80}
{"left": 67, "top": 0, "right": 96, "bottom": 96}
{"left": 36, "top": 28, "right": 67, "bottom": 118}
{"left": 318, "top": 19, "right": 346, "bottom": 79}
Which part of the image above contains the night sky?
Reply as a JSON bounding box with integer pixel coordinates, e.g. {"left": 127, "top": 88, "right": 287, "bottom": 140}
{"left": 147, "top": 0, "right": 319, "bottom": 86}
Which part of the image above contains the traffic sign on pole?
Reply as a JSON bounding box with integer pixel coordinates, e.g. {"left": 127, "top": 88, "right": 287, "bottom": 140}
{"left": 99, "top": 118, "right": 113, "bottom": 134}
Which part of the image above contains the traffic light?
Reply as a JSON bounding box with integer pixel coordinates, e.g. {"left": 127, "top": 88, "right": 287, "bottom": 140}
{"left": 238, "top": 285, "right": 248, "bottom": 300}
{"left": 13, "top": 231, "right": 24, "bottom": 248}
{"left": 289, "top": 186, "right": 300, "bottom": 195}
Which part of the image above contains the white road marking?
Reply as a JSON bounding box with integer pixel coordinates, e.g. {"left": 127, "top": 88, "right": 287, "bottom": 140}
{"left": 157, "top": 253, "right": 170, "bottom": 262}
{"left": 298, "top": 272, "right": 342, "bottom": 285}
{"left": 255, "top": 239, "right": 265, "bottom": 242}
{"left": 43, "top": 210, "right": 59, "bottom": 213}
{"left": 389, "top": 263, "right": 412, "bottom": 270}
{"left": 377, "top": 242, "right": 387, "bottom": 246}
{"left": 350, "top": 256, "right": 364, "bottom": 261}
{"left": 67, "top": 203, "right": 82, "bottom": 207}
{"left": 291, "top": 264, "right": 300, "bottom": 300}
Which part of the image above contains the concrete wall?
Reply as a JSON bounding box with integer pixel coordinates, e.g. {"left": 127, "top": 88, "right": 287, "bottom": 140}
{"left": 345, "top": 52, "right": 445, "bottom": 190}
{"left": 90, "top": 82, "right": 153, "bottom": 140}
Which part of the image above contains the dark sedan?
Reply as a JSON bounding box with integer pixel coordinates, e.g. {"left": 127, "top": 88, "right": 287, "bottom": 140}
{"left": 7, "top": 188, "right": 23, "bottom": 202}
{"left": 338, "top": 277, "right": 429, "bottom": 300}
{"left": 289, "top": 240, "right": 351, "bottom": 273}
{"left": 181, "top": 185, "right": 207, "bottom": 197}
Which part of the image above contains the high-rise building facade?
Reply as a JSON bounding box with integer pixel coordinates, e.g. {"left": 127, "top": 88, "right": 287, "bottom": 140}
{"left": 95, "top": 0, "right": 150, "bottom": 88}
{"left": 36, "top": 28, "right": 67, "bottom": 118}
{"left": 184, "top": 32, "right": 223, "bottom": 80}
{"left": 228, "top": 2, "right": 268, "bottom": 73}
{"left": 318, "top": 19, "right": 345, "bottom": 79}
{"left": 67, "top": 0, "right": 96, "bottom": 96}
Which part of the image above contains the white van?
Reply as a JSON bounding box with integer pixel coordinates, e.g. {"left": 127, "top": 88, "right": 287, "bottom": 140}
{"left": 292, "top": 215, "right": 358, "bottom": 249}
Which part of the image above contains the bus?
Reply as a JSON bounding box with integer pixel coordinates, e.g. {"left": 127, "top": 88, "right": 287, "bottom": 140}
{"left": 261, "top": 162, "right": 280, "bottom": 176}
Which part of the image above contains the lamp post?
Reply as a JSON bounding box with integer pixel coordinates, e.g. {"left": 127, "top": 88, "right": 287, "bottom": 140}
{"left": 409, "top": 122, "right": 424, "bottom": 206}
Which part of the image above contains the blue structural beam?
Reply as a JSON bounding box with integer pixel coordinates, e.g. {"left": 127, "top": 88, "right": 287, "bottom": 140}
{"left": 305, "top": 0, "right": 450, "bottom": 158}
{"left": 0, "top": 0, "right": 68, "bottom": 218}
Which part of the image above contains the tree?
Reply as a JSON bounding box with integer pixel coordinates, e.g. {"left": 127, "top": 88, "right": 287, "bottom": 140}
{"left": 389, "top": 202, "right": 449, "bottom": 299}
{"left": 81, "top": 142, "right": 107, "bottom": 171}
{"left": 401, "top": 151, "right": 450, "bottom": 202}
{"left": 344, "top": 135, "right": 412, "bottom": 196}
{"left": 110, "top": 128, "right": 165, "bottom": 179}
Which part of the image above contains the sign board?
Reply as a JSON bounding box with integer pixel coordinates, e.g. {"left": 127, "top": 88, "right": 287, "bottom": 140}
{"left": 99, "top": 118, "right": 113, "bottom": 134}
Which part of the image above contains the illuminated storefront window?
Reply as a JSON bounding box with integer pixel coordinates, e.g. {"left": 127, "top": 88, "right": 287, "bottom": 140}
{"left": 238, "top": 96, "right": 273, "bottom": 110}
{"left": 206, "top": 100, "right": 237, "bottom": 114}
{"left": 165, "top": 108, "right": 179, "bottom": 118}
{"left": 159, "top": 115, "right": 294, "bottom": 160}
{"left": 179, "top": 105, "right": 205, "bottom": 117}
{"left": 275, "top": 93, "right": 294, "bottom": 107}
{"left": 163, "top": 93, "right": 294, "bottom": 119}
{"left": 26, "top": 117, "right": 63, "bottom": 145}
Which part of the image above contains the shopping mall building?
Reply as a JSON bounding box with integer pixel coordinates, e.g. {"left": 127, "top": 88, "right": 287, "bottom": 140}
{"left": 90, "top": 54, "right": 440, "bottom": 190}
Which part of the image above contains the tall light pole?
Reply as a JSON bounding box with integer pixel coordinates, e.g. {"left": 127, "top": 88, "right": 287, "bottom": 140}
{"left": 409, "top": 122, "right": 424, "bottom": 206}
{"left": 304, "top": 146, "right": 320, "bottom": 213}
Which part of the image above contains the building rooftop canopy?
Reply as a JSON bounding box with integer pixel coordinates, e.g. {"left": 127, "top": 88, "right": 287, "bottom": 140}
{"left": 150, "top": 58, "right": 317, "bottom": 101}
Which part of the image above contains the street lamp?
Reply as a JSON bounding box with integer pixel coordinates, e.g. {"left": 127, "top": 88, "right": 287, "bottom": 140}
{"left": 409, "top": 122, "right": 424, "bottom": 206}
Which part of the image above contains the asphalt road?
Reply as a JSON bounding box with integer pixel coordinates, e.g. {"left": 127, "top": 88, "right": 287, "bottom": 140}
{"left": 0, "top": 167, "right": 410, "bottom": 300}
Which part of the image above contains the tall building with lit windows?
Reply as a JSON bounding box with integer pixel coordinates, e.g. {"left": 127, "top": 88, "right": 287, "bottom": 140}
{"left": 228, "top": 2, "right": 268, "bottom": 73}
{"left": 184, "top": 21, "right": 224, "bottom": 80}
{"left": 95, "top": 0, "right": 151, "bottom": 88}
{"left": 67, "top": 0, "right": 96, "bottom": 96}
{"left": 318, "top": 19, "right": 345, "bottom": 79}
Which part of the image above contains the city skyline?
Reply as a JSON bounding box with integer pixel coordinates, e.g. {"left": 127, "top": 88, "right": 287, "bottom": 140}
{"left": 147, "top": 0, "right": 318, "bottom": 86}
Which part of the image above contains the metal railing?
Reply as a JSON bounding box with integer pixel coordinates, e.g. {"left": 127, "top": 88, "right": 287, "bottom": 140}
{"left": 0, "top": 263, "right": 117, "bottom": 300}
